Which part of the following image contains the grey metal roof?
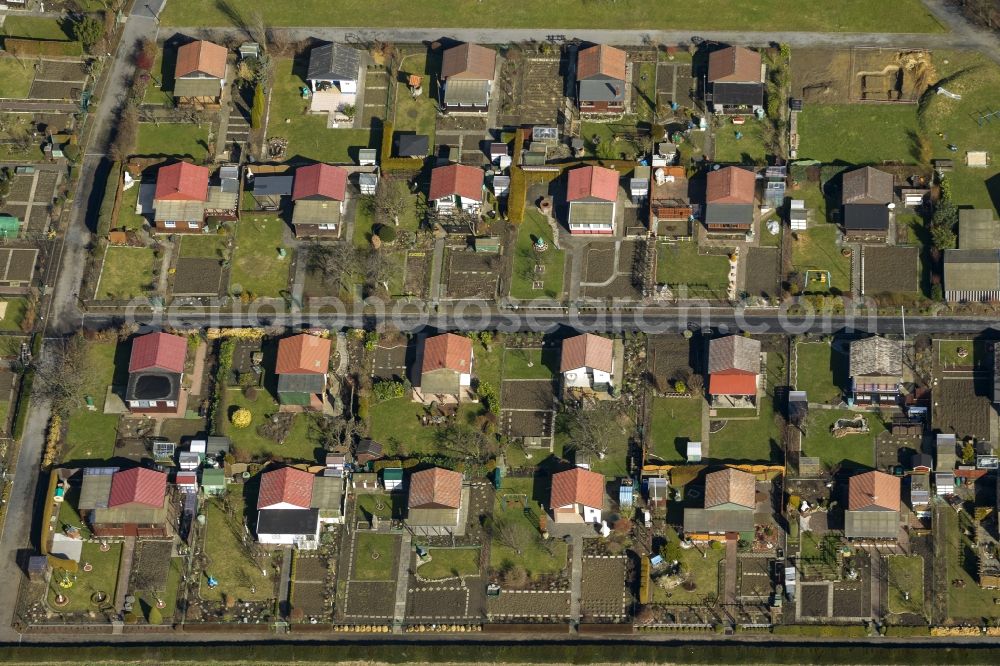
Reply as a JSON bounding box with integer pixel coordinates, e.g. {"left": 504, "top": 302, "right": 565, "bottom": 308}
{"left": 705, "top": 202, "right": 753, "bottom": 225}
{"left": 277, "top": 372, "right": 326, "bottom": 395}
{"left": 683, "top": 507, "right": 754, "bottom": 534}
{"left": 579, "top": 78, "right": 624, "bottom": 103}
{"left": 293, "top": 199, "right": 342, "bottom": 227}
{"left": 843, "top": 203, "right": 889, "bottom": 231}
{"left": 253, "top": 176, "right": 293, "bottom": 196}
{"left": 712, "top": 82, "right": 764, "bottom": 106}
{"left": 844, "top": 509, "right": 898, "bottom": 539}
{"left": 569, "top": 201, "right": 615, "bottom": 225}
{"left": 256, "top": 508, "right": 319, "bottom": 535}
{"left": 307, "top": 43, "right": 361, "bottom": 82}
{"left": 174, "top": 78, "right": 221, "bottom": 99}
{"left": 126, "top": 371, "right": 181, "bottom": 402}
{"left": 79, "top": 470, "right": 117, "bottom": 510}
{"left": 444, "top": 79, "right": 489, "bottom": 107}
{"left": 396, "top": 134, "right": 429, "bottom": 157}
{"left": 310, "top": 475, "right": 343, "bottom": 513}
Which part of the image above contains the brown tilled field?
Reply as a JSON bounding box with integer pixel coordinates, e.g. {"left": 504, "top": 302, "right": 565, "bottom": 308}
{"left": 932, "top": 377, "right": 992, "bottom": 440}
{"left": 745, "top": 247, "right": 780, "bottom": 299}
{"left": 862, "top": 245, "right": 919, "bottom": 294}
{"left": 791, "top": 48, "right": 933, "bottom": 103}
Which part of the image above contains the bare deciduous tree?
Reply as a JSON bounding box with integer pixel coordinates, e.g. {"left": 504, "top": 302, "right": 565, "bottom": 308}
{"left": 35, "top": 332, "right": 91, "bottom": 416}
{"left": 306, "top": 241, "right": 358, "bottom": 290}
{"left": 565, "top": 403, "right": 623, "bottom": 459}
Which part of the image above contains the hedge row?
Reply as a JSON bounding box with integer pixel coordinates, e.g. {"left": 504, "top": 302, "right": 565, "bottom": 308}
{"left": 3, "top": 38, "right": 82, "bottom": 57}
{"left": 96, "top": 161, "right": 122, "bottom": 239}
{"left": 377, "top": 121, "right": 425, "bottom": 172}
{"left": 10, "top": 333, "right": 41, "bottom": 442}
{"left": 2, "top": 641, "right": 1000, "bottom": 664}
{"left": 508, "top": 130, "right": 526, "bottom": 223}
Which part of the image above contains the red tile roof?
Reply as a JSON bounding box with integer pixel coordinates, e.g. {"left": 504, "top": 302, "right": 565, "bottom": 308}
{"left": 128, "top": 332, "right": 187, "bottom": 374}
{"left": 175, "top": 40, "right": 228, "bottom": 79}
{"left": 707, "top": 46, "right": 762, "bottom": 84}
{"left": 421, "top": 333, "right": 473, "bottom": 374}
{"left": 108, "top": 468, "right": 167, "bottom": 508}
{"left": 566, "top": 165, "right": 619, "bottom": 202}
{"left": 560, "top": 333, "right": 614, "bottom": 373}
{"left": 441, "top": 43, "right": 497, "bottom": 80}
{"left": 408, "top": 467, "right": 462, "bottom": 509}
{"left": 848, "top": 470, "right": 900, "bottom": 511}
{"left": 551, "top": 467, "right": 604, "bottom": 509}
{"left": 706, "top": 166, "right": 755, "bottom": 204}
{"left": 275, "top": 334, "right": 331, "bottom": 375}
{"left": 576, "top": 44, "right": 627, "bottom": 81}
{"left": 154, "top": 161, "right": 209, "bottom": 202}
{"left": 257, "top": 466, "right": 314, "bottom": 509}
{"left": 708, "top": 373, "right": 758, "bottom": 396}
{"left": 704, "top": 468, "right": 756, "bottom": 509}
{"left": 292, "top": 163, "right": 348, "bottom": 201}
{"left": 428, "top": 164, "right": 483, "bottom": 202}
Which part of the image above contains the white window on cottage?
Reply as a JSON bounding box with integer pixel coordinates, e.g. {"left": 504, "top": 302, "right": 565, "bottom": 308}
{"left": 163, "top": 220, "right": 177, "bottom": 228}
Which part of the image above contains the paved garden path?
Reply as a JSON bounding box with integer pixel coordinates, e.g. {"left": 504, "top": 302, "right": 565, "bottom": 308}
{"left": 723, "top": 537, "right": 737, "bottom": 605}
{"left": 569, "top": 534, "right": 583, "bottom": 628}
{"left": 114, "top": 537, "right": 137, "bottom": 612}
{"left": 278, "top": 546, "right": 293, "bottom": 615}
{"left": 391, "top": 532, "right": 412, "bottom": 632}
{"left": 428, "top": 237, "right": 445, "bottom": 304}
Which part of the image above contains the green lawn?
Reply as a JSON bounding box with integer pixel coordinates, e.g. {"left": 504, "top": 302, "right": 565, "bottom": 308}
{"left": 202, "top": 497, "right": 275, "bottom": 602}
{"left": 791, "top": 224, "right": 851, "bottom": 294}
{"left": 269, "top": 57, "right": 374, "bottom": 162}
{"left": 368, "top": 397, "right": 485, "bottom": 458}
{"left": 940, "top": 508, "right": 1000, "bottom": 621}
{"left": 657, "top": 241, "right": 730, "bottom": 300}
{"left": 801, "top": 409, "right": 884, "bottom": 470}
{"left": 416, "top": 547, "right": 480, "bottom": 580}
{"left": 394, "top": 53, "right": 437, "bottom": 142}
{"left": 0, "top": 56, "right": 34, "bottom": 99}
{"left": 352, "top": 182, "right": 423, "bottom": 249}
{"left": 709, "top": 396, "right": 782, "bottom": 463}
{"left": 502, "top": 347, "right": 559, "bottom": 380}
{"left": 938, "top": 339, "right": 987, "bottom": 370}
{"left": 356, "top": 492, "right": 405, "bottom": 521}
{"left": 886, "top": 555, "right": 924, "bottom": 616}
{"left": 921, "top": 52, "right": 1000, "bottom": 213}
{"left": 713, "top": 118, "right": 768, "bottom": 164}
{"left": 581, "top": 122, "right": 639, "bottom": 160}
{"left": 352, "top": 533, "right": 398, "bottom": 581}
{"left": 180, "top": 233, "right": 229, "bottom": 259}
{"left": 136, "top": 123, "right": 210, "bottom": 159}
{"left": 634, "top": 61, "right": 657, "bottom": 123}
{"left": 648, "top": 396, "right": 703, "bottom": 463}
{"left": 797, "top": 104, "right": 921, "bottom": 164}
{"left": 222, "top": 388, "right": 322, "bottom": 463}
{"left": 2, "top": 16, "right": 73, "bottom": 40}
{"left": 144, "top": 46, "right": 176, "bottom": 105}
{"left": 651, "top": 528, "right": 725, "bottom": 604}
{"left": 47, "top": 542, "right": 122, "bottom": 612}
{"left": 117, "top": 183, "right": 148, "bottom": 231}
{"left": 96, "top": 247, "right": 156, "bottom": 300}
{"left": 490, "top": 477, "right": 568, "bottom": 578}
{"left": 795, "top": 342, "right": 846, "bottom": 404}
{"left": 161, "top": 0, "right": 945, "bottom": 32}
{"left": 64, "top": 341, "right": 122, "bottom": 462}
{"left": 511, "top": 211, "right": 565, "bottom": 300}
{"left": 231, "top": 215, "right": 291, "bottom": 297}
{"left": 0, "top": 297, "right": 28, "bottom": 331}
{"left": 57, "top": 487, "right": 90, "bottom": 537}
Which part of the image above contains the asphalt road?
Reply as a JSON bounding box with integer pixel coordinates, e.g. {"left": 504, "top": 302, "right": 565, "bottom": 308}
{"left": 80, "top": 306, "right": 1000, "bottom": 336}
{"left": 167, "top": 16, "right": 1000, "bottom": 64}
